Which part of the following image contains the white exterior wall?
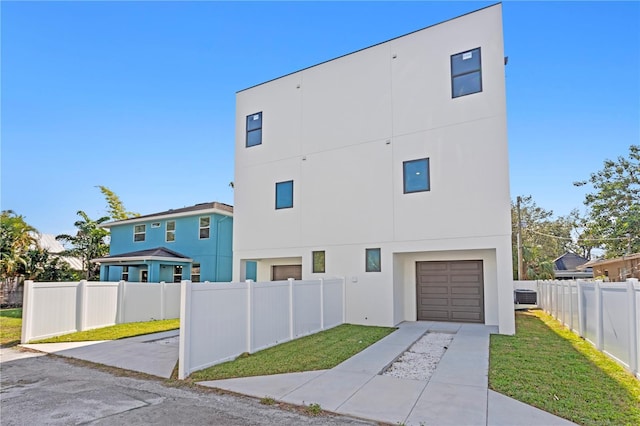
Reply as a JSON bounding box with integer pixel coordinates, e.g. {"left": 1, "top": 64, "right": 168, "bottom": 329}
{"left": 233, "top": 4, "right": 514, "bottom": 333}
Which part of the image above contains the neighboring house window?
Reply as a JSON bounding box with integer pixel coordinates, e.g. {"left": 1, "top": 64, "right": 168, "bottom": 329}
{"left": 199, "top": 217, "right": 210, "bottom": 239}
{"left": 451, "top": 47, "right": 482, "bottom": 98}
{"left": 166, "top": 221, "right": 176, "bottom": 242}
{"left": 275, "top": 180, "right": 294, "bottom": 209}
{"left": 173, "top": 265, "right": 183, "bottom": 283}
{"left": 134, "top": 224, "right": 146, "bottom": 242}
{"left": 366, "top": 248, "right": 381, "bottom": 272}
{"left": 191, "top": 263, "right": 200, "bottom": 283}
{"left": 403, "top": 158, "right": 430, "bottom": 193}
{"left": 246, "top": 112, "right": 263, "bottom": 147}
{"left": 312, "top": 251, "right": 325, "bottom": 273}
{"left": 121, "top": 266, "right": 129, "bottom": 281}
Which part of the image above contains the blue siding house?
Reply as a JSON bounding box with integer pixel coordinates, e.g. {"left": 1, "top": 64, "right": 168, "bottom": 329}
{"left": 95, "top": 202, "right": 234, "bottom": 283}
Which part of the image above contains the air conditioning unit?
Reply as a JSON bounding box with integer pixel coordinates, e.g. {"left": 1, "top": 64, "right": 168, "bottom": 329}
{"left": 514, "top": 289, "right": 537, "bottom": 310}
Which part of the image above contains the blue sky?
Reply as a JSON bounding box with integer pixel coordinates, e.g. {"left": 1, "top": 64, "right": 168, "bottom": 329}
{"left": 2, "top": 1, "right": 638, "bottom": 236}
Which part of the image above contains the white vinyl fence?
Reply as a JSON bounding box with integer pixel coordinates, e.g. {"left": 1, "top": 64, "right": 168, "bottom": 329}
{"left": 179, "top": 278, "right": 345, "bottom": 379}
{"left": 538, "top": 279, "right": 639, "bottom": 379}
{"left": 21, "top": 280, "right": 181, "bottom": 343}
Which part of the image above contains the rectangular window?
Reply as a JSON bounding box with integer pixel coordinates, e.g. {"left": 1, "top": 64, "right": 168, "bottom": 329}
{"left": 134, "top": 224, "right": 146, "bottom": 242}
{"left": 366, "top": 248, "right": 381, "bottom": 272}
{"left": 199, "top": 217, "right": 210, "bottom": 239}
{"left": 451, "top": 47, "right": 482, "bottom": 98}
{"left": 166, "top": 221, "right": 176, "bottom": 242}
{"left": 121, "top": 266, "right": 129, "bottom": 281}
{"left": 191, "top": 263, "right": 200, "bottom": 283}
{"left": 275, "top": 180, "right": 294, "bottom": 209}
{"left": 312, "top": 251, "right": 325, "bottom": 273}
{"left": 246, "top": 112, "right": 262, "bottom": 147}
{"left": 403, "top": 158, "right": 430, "bottom": 193}
{"left": 173, "top": 265, "right": 183, "bottom": 283}
{"left": 151, "top": 222, "right": 161, "bottom": 228}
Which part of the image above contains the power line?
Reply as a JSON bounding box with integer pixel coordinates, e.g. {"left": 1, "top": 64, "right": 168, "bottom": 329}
{"left": 527, "top": 228, "right": 632, "bottom": 242}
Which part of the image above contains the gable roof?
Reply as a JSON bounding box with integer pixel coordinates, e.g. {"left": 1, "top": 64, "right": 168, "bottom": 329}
{"left": 553, "top": 252, "right": 590, "bottom": 271}
{"left": 92, "top": 247, "right": 192, "bottom": 264}
{"left": 102, "top": 202, "right": 233, "bottom": 228}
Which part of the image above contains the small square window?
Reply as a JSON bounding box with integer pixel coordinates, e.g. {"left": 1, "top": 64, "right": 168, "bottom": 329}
{"left": 312, "top": 251, "right": 325, "bottom": 273}
{"left": 365, "top": 248, "right": 381, "bottom": 272}
{"left": 403, "top": 158, "right": 430, "bottom": 193}
{"left": 199, "top": 217, "right": 210, "bottom": 239}
{"left": 276, "top": 180, "right": 294, "bottom": 209}
{"left": 246, "top": 112, "right": 262, "bottom": 147}
{"left": 134, "top": 224, "right": 146, "bottom": 242}
{"left": 451, "top": 48, "right": 482, "bottom": 98}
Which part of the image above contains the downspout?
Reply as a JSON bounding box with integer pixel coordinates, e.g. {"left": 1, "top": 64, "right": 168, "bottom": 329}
{"left": 216, "top": 216, "right": 232, "bottom": 282}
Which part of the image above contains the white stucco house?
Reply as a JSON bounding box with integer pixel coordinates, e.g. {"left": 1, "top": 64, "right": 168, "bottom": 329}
{"left": 233, "top": 4, "right": 515, "bottom": 334}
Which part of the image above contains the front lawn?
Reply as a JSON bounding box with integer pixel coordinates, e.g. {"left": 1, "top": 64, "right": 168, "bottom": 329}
{"left": 490, "top": 310, "right": 640, "bottom": 425}
{"left": 0, "top": 308, "right": 23, "bottom": 347}
{"left": 189, "top": 324, "right": 395, "bottom": 381}
{"left": 32, "top": 318, "right": 180, "bottom": 343}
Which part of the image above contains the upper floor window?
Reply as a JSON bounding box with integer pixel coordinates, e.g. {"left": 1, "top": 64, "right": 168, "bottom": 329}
{"left": 134, "top": 224, "right": 146, "bottom": 242}
{"left": 166, "top": 221, "right": 176, "bottom": 242}
{"left": 199, "top": 217, "right": 210, "bottom": 239}
{"left": 451, "top": 48, "right": 482, "bottom": 98}
{"left": 246, "top": 112, "right": 262, "bottom": 147}
{"left": 312, "top": 251, "right": 325, "bottom": 273}
{"left": 275, "top": 180, "right": 294, "bottom": 209}
{"left": 403, "top": 158, "right": 430, "bottom": 193}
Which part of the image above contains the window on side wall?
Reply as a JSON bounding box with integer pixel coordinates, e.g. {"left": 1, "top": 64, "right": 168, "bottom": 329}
{"left": 246, "top": 112, "right": 262, "bottom": 147}
{"left": 191, "top": 263, "right": 200, "bottom": 283}
{"left": 121, "top": 266, "right": 129, "bottom": 281}
{"left": 134, "top": 224, "right": 146, "bottom": 242}
{"left": 403, "top": 158, "right": 430, "bottom": 193}
{"left": 166, "top": 221, "right": 175, "bottom": 242}
{"left": 173, "top": 265, "right": 183, "bottom": 283}
{"left": 275, "top": 180, "right": 294, "bottom": 209}
{"left": 451, "top": 47, "right": 482, "bottom": 98}
{"left": 366, "top": 248, "right": 381, "bottom": 272}
{"left": 312, "top": 251, "right": 325, "bottom": 273}
{"left": 199, "top": 217, "right": 210, "bottom": 239}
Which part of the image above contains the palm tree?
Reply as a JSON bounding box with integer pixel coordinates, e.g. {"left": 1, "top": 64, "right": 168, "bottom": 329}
{"left": 1, "top": 210, "right": 38, "bottom": 291}
{"left": 56, "top": 211, "right": 110, "bottom": 280}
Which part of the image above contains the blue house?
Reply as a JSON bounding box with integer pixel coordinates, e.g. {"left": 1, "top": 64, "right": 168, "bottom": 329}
{"left": 95, "top": 202, "right": 235, "bottom": 283}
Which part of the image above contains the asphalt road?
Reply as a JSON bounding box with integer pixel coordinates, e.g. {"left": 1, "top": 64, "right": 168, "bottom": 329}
{"left": 0, "top": 348, "right": 374, "bottom": 425}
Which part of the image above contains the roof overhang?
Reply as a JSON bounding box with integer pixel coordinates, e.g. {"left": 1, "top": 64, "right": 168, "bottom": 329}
{"left": 101, "top": 207, "right": 232, "bottom": 229}
{"left": 92, "top": 255, "right": 193, "bottom": 264}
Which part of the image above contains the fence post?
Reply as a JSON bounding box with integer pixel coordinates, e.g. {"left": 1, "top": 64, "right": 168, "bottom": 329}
{"left": 569, "top": 281, "right": 574, "bottom": 331}
{"left": 627, "top": 279, "right": 638, "bottom": 376}
{"left": 117, "top": 281, "right": 125, "bottom": 324}
{"left": 160, "top": 281, "right": 166, "bottom": 320}
{"left": 320, "top": 278, "right": 325, "bottom": 330}
{"left": 246, "top": 280, "right": 253, "bottom": 353}
{"left": 577, "top": 280, "right": 585, "bottom": 337}
{"left": 560, "top": 281, "right": 566, "bottom": 325}
{"left": 77, "top": 280, "right": 88, "bottom": 331}
{"left": 20, "top": 280, "right": 34, "bottom": 343}
{"left": 595, "top": 280, "right": 603, "bottom": 350}
{"left": 178, "top": 280, "right": 191, "bottom": 380}
{"left": 342, "top": 277, "right": 347, "bottom": 324}
{"left": 289, "top": 278, "right": 294, "bottom": 340}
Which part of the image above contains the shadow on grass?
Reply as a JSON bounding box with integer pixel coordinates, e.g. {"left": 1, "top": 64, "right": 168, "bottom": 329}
{"left": 489, "top": 310, "right": 640, "bottom": 425}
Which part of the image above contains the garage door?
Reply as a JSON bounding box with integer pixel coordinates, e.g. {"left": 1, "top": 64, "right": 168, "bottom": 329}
{"left": 416, "top": 260, "right": 484, "bottom": 323}
{"left": 272, "top": 265, "right": 302, "bottom": 281}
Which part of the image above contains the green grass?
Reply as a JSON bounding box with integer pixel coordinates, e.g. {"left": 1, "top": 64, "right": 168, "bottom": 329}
{"left": 490, "top": 310, "right": 640, "bottom": 425}
{"left": 0, "top": 308, "right": 23, "bottom": 347}
{"left": 189, "top": 324, "right": 395, "bottom": 381}
{"left": 32, "top": 318, "right": 180, "bottom": 343}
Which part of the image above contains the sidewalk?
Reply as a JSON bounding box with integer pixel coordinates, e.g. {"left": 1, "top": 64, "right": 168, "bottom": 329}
{"left": 198, "top": 322, "right": 576, "bottom": 426}
{"left": 21, "top": 329, "right": 179, "bottom": 378}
